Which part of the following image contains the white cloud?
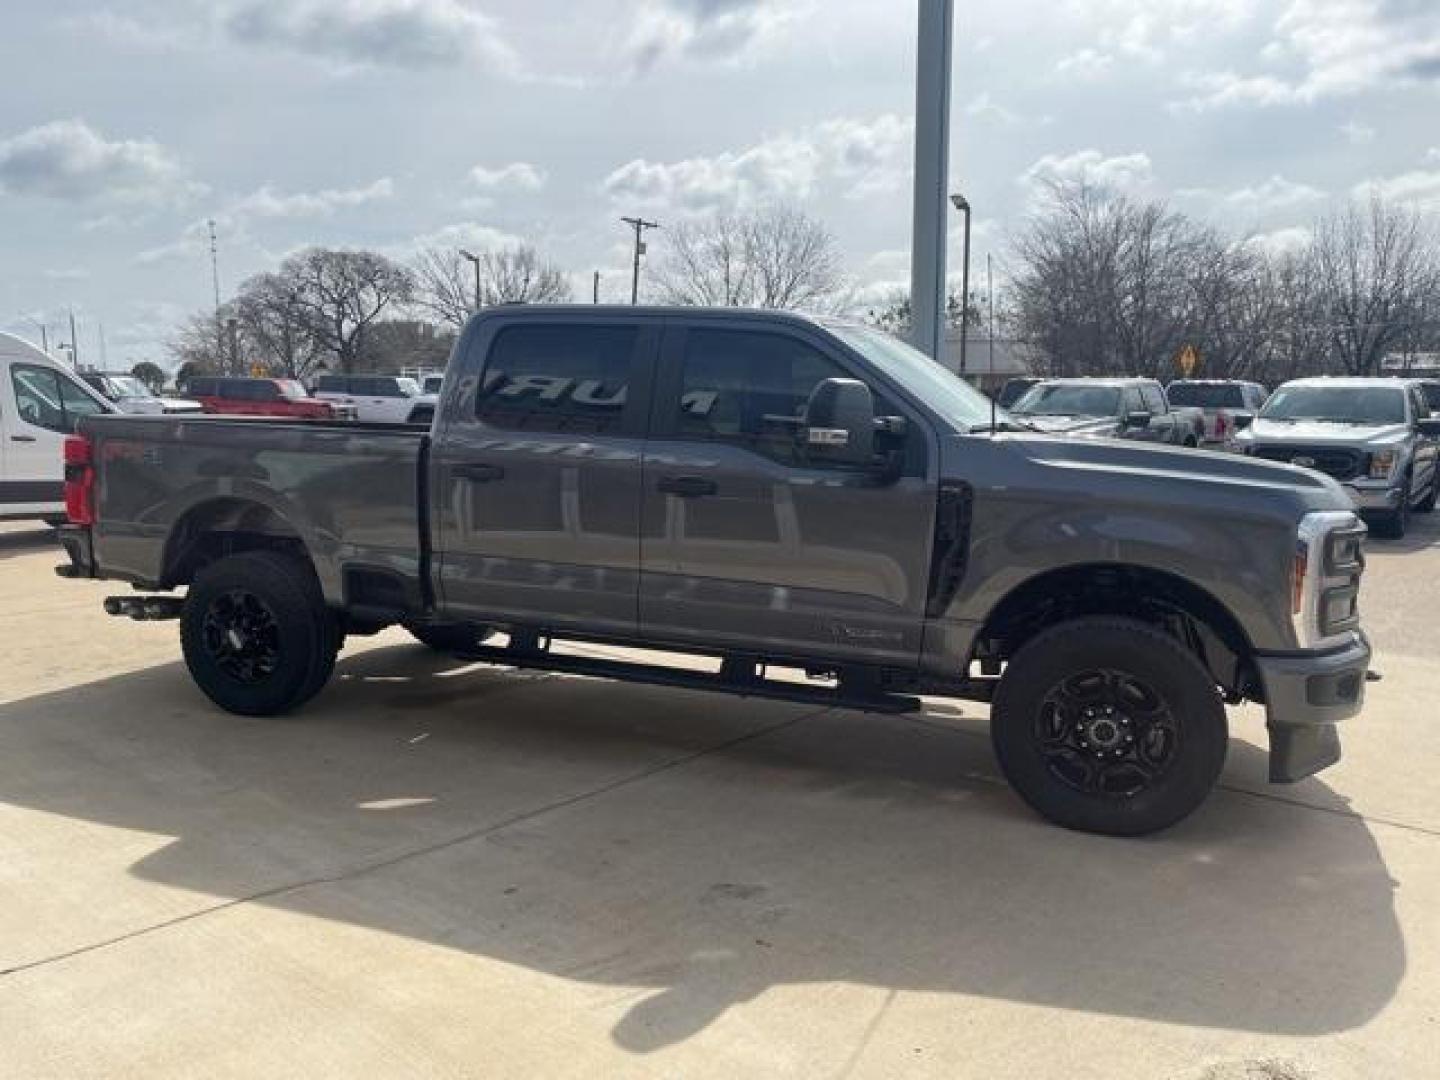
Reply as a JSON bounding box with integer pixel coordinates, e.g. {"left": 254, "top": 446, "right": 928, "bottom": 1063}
{"left": 1176, "top": 0, "right": 1440, "bottom": 109}
{"left": 1183, "top": 174, "right": 1327, "bottom": 213}
{"left": 1020, "top": 149, "right": 1156, "bottom": 196}
{"left": 1070, "top": 0, "right": 1252, "bottom": 63}
{"left": 1245, "top": 225, "right": 1313, "bottom": 256}
{"left": 601, "top": 113, "right": 910, "bottom": 214}
{"left": 230, "top": 177, "right": 396, "bottom": 219}
{"left": 1354, "top": 169, "right": 1440, "bottom": 209}
{"left": 1055, "top": 48, "right": 1114, "bottom": 80}
{"left": 469, "top": 162, "right": 547, "bottom": 192}
{"left": 627, "top": 0, "right": 795, "bottom": 72}
{"left": 965, "top": 93, "right": 1020, "bottom": 125}
{"left": 219, "top": 0, "right": 524, "bottom": 74}
{"left": 408, "top": 220, "right": 524, "bottom": 253}
{"left": 1341, "top": 120, "right": 1376, "bottom": 145}
{"left": 42, "top": 268, "right": 92, "bottom": 281}
{"left": 1427, "top": 148, "right": 1440, "bottom": 164}
{"left": 0, "top": 119, "right": 196, "bottom": 203}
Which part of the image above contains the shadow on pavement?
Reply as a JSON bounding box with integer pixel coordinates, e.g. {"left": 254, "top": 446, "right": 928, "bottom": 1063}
{"left": 0, "top": 526, "right": 57, "bottom": 560}
{"left": 0, "top": 643, "right": 1405, "bottom": 1050}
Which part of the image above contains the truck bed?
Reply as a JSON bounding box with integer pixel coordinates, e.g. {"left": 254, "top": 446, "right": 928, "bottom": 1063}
{"left": 79, "top": 413, "right": 429, "bottom": 610}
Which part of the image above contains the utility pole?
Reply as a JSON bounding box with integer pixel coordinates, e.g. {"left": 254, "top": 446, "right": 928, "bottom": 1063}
{"left": 987, "top": 252, "right": 996, "bottom": 380}
{"left": 909, "top": 0, "right": 956, "bottom": 361}
{"left": 69, "top": 308, "right": 80, "bottom": 368}
{"left": 593, "top": 271, "right": 601, "bottom": 304}
{"left": 208, "top": 219, "right": 221, "bottom": 315}
{"left": 620, "top": 216, "right": 660, "bottom": 305}
{"left": 459, "top": 249, "right": 482, "bottom": 311}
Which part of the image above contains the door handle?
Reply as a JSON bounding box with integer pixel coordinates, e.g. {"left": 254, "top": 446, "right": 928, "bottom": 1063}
{"left": 454, "top": 462, "right": 505, "bottom": 483}
{"left": 11, "top": 435, "right": 36, "bottom": 443}
{"left": 657, "top": 475, "right": 717, "bottom": 498}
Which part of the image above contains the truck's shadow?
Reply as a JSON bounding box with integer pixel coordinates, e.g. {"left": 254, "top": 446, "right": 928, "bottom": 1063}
{"left": 0, "top": 645, "right": 1404, "bottom": 1050}
{"left": 0, "top": 526, "right": 56, "bottom": 560}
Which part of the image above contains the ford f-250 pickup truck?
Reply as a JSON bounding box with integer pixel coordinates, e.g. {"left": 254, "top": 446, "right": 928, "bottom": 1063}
{"left": 56, "top": 307, "right": 1374, "bottom": 836}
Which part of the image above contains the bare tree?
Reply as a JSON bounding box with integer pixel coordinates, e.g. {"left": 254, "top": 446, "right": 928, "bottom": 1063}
{"left": 1307, "top": 196, "right": 1438, "bottom": 376}
{"left": 654, "top": 206, "right": 846, "bottom": 311}
{"left": 412, "top": 245, "right": 570, "bottom": 329}
{"left": 232, "top": 271, "right": 325, "bottom": 380}
{"left": 285, "top": 248, "right": 415, "bottom": 373}
{"left": 166, "top": 309, "right": 231, "bottom": 373}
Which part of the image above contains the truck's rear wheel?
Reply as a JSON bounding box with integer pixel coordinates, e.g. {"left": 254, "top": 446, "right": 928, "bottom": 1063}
{"left": 181, "top": 551, "right": 338, "bottom": 716}
{"left": 990, "top": 617, "right": 1228, "bottom": 836}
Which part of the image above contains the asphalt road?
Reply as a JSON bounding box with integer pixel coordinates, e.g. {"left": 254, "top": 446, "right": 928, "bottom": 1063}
{"left": 1, "top": 517, "right": 1438, "bottom": 1079}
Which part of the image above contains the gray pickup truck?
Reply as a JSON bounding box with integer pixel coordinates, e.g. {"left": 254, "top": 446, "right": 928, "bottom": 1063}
{"left": 1008, "top": 377, "right": 1206, "bottom": 446}
{"left": 57, "top": 307, "right": 1373, "bottom": 836}
{"left": 1235, "top": 377, "right": 1440, "bottom": 538}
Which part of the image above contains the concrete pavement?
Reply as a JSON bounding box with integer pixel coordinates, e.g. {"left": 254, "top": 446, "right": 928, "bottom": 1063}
{"left": 1, "top": 519, "right": 1437, "bottom": 1078}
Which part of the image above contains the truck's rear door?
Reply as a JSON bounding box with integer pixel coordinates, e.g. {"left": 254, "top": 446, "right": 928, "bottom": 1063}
{"left": 637, "top": 319, "right": 936, "bottom": 666}
{"left": 429, "top": 313, "right": 658, "bottom": 638}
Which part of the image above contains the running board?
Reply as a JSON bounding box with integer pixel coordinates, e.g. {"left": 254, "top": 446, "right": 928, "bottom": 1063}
{"left": 452, "top": 642, "right": 923, "bottom": 714}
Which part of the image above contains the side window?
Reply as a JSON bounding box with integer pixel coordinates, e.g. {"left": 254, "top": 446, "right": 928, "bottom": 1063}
{"left": 217, "top": 381, "right": 243, "bottom": 400}
{"left": 252, "top": 381, "right": 281, "bottom": 402}
{"left": 476, "top": 324, "right": 636, "bottom": 434}
{"left": 316, "top": 375, "right": 345, "bottom": 394}
{"left": 10, "top": 365, "right": 102, "bottom": 433}
{"left": 674, "top": 329, "right": 868, "bottom": 467}
{"left": 58, "top": 374, "right": 106, "bottom": 422}
{"left": 1123, "top": 387, "right": 1146, "bottom": 414}
{"left": 1141, "top": 384, "right": 1167, "bottom": 414}
{"left": 11, "top": 366, "right": 67, "bottom": 432}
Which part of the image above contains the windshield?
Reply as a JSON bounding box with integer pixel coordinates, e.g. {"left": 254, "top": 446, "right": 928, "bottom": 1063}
{"left": 423, "top": 375, "right": 444, "bottom": 394}
{"left": 1421, "top": 384, "right": 1440, "bottom": 412}
{"left": 397, "top": 377, "right": 422, "bottom": 397}
{"left": 1260, "top": 386, "right": 1406, "bottom": 425}
{"left": 1012, "top": 383, "right": 1121, "bottom": 418}
{"left": 106, "top": 376, "right": 153, "bottom": 399}
{"left": 1167, "top": 383, "right": 1244, "bottom": 409}
{"left": 827, "top": 324, "right": 1002, "bottom": 430}
{"left": 275, "top": 379, "right": 310, "bottom": 401}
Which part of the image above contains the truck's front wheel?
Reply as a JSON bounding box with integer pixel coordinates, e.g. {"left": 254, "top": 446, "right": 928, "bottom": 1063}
{"left": 990, "top": 617, "right": 1228, "bottom": 836}
{"left": 181, "top": 551, "right": 339, "bottom": 716}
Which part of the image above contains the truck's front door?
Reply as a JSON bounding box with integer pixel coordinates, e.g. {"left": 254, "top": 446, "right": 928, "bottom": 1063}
{"left": 430, "top": 316, "right": 656, "bottom": 638}
{"left": 638, "top": 321, "right": 936, "bottom": 666}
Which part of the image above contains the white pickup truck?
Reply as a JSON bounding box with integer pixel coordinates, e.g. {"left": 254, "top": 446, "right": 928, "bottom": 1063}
{"left": 312, "top": 374, "right": 436, "bottom": 424}
{"left": 0, "top": 332, "right": 112, "bottom": 521}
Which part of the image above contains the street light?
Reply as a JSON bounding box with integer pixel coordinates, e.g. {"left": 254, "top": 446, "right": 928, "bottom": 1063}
{"left": 458, "top": 249, "right": 482, "bottom": 311}
{"left": 620, "top": 217, "right": 660, "bottom": 305}
{"left": 950, "top": 193, "right": 971, "bottom": 377}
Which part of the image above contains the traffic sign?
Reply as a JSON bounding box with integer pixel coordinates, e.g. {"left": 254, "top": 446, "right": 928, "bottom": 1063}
{"left": 1175, "top": 345, "right": 1200, "bottom": 377}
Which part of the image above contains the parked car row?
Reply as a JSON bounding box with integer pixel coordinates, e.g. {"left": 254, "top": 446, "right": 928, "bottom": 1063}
{"left": 1004, "top": 373, "right": 1440, "bottom": 539}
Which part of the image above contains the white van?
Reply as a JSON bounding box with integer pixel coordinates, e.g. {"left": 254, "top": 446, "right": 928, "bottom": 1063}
{"left": 0, "top": 332, "right": 113, "bottom": 522}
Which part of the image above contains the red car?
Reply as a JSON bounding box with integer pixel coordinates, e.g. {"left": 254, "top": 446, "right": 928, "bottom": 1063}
{"left": 181, "top": 377, "right": 353, "bottom": 420}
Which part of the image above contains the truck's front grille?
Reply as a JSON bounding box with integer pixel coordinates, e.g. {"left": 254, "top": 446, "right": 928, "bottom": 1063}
{"left": 1253, "top": 444, "right": 1364, "bottom": 481}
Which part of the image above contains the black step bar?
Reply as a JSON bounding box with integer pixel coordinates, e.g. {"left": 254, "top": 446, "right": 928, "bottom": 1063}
{"left": 452, "top": 640, "right": 923, "bottom": 714}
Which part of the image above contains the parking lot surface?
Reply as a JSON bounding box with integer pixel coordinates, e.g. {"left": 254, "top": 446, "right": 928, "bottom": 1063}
{"left": 2, "top": 518, "right": 1438, "bottom": 1079}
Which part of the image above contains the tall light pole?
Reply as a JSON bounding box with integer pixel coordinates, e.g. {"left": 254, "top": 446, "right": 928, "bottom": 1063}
{"left": 620, "top": 216, "right": 660, "bottom": 305}
{"left": 951, "top": 193, "right": 971, "bottom": 376}
{"left": 458, "top": 249, "right": 482, "bottom": 311}
{"left": 909, "top": 0, "right": 955, "bottom": 361}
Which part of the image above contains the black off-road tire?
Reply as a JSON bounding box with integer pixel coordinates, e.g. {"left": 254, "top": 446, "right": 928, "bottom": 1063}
{"left": 180, "top": 550, "right": 339, "bottom": 716}
{"left": 405, "top": 623, "right": 493, "bottom": 653}
{"left": 990, "top": 617, "right": 1229, "bottom": 836}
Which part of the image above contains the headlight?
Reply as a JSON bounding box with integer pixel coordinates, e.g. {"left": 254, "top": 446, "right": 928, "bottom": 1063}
{"left": 1369, "top": 448, "right": 1397, "bottom": 479}
{"left": 1292, "top": 511, "right": 1366, "bottom": 649}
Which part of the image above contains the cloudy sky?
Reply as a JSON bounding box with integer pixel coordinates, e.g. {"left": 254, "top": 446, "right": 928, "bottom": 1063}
{"left": 1, "top": 0, "right": 1438, "bottom": 368}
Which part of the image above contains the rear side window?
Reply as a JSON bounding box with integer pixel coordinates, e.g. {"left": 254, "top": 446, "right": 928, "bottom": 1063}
{"left": 1123, "top": 387, "right": 1145, "bottom": 414}
{"left": 10, "top": 365, "right": 105, "bottom": 433}
{"left": 476, "top": 324, "right": 636, "bottom": 434}
{"left": 316, "top": 375, "right": 348, "bottom": 393}
{"left": 1141, "top": 384, "right": 1166, "bottom": 414}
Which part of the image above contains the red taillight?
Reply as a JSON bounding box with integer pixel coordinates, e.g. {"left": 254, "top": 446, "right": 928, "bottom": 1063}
{"left": 1215, "top": 412, "right": 1229, "bottom": 437}
{"left": 63, "top": 434, "right": 96, "bottom": 525}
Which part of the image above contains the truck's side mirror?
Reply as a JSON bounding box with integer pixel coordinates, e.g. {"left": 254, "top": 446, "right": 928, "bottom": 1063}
{"left": 804, "top": 378, "right": 875, "bottom": 466}
{"left": 1123, "top": 410, "right": 1152, "bottom": 429}
{"left": 1233, "top": 413, "right": 1255, "bottom": 430}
